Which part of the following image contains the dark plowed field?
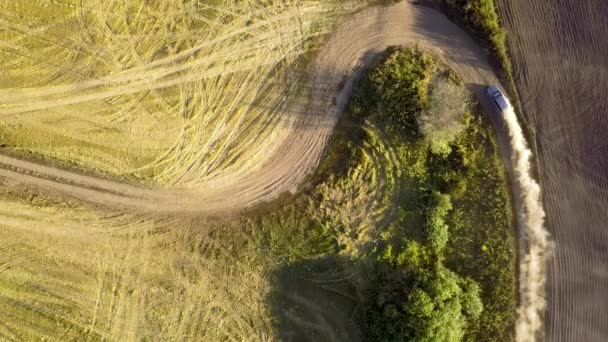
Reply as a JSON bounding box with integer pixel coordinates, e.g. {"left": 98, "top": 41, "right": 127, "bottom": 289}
{"left": 495, "top": 1, "right": 608, "bottom": 341}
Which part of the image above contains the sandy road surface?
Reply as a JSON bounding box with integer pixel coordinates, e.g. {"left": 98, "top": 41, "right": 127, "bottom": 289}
{"left": 495, "top": 1, "right": 608, "bottom": 340}
{"left": 0, "top": 1, "right": 507, "bottom": 215}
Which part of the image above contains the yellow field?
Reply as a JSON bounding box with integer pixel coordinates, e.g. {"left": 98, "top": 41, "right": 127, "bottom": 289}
{"left": 0, "top": 0, "right": 352, "bottom": 184}
{"left": 0, "top": 188, "right": 278, "bottom": 340}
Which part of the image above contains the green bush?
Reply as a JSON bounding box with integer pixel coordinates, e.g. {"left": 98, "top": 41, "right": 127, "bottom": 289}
{"left": 418, "top": 77, "right": 469, "bottom": 155}
{"left": 426, "top": 146, "right": 467, "bottom": 193}
{"left": 426, "top": 191, "right": 452, "bottom": 254}
{"left": 405, "top": 265, "right": 482, "bottom": 342}
{"left": 350, "top": 47, "right": 434, "bottom": 136}
{"left": 256, "top": 204, "right": 339, "bottom": 263}
{"left": 364, "top": 264, "right": 482, "bottom": 342}
{"left": 461, "top": 279, "right": 483, "bottom": 318}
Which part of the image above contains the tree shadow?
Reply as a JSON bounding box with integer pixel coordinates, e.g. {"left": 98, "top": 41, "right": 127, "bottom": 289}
{"left": 267, "top": 255, "right": 362, "bottom": 342}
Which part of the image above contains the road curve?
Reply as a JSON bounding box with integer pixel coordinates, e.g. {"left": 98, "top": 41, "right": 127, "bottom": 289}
{"left": 0, "top": 1, "right": 505, "bottom": 215}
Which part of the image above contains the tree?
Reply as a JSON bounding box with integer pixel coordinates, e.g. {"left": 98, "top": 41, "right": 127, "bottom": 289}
{"left": 404, "top": 265, "right": 483, "bottom": 342}
{"left": 407, "top": 288, "right": 435, "bottom": 318}
{"left": 418, "top": 77, "right": 469, "bottom": 155}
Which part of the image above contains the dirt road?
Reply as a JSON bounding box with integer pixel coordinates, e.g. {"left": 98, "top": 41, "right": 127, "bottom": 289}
{"left": 0, "top": 1, "right": 505, "bottom": 214}
{"left": 496, "top": 1, "right": 608, "bottom": 340}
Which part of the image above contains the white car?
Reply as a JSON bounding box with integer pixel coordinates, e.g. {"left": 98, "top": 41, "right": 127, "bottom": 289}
{"left": 486, "top": 86, "right": 511, "bottom": 112}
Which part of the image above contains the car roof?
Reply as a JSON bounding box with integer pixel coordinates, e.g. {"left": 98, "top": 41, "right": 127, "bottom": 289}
{"left": 487, "top": 86, "right": 510, "bottom": 111}
{"left": 493, "top": 95, "right": 510, "bottom": 111}
{"left": 487, "top": 86, "right": 501, "bottom": 96}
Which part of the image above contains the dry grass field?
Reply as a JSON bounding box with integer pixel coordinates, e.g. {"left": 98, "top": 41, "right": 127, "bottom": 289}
{"left": 494, "top": 1, "right": 608, "bottom": 341}
{"left": 0, "top": 190, "right": 279, "bottom": 340}
{"left": 0, "top": 0, "right": 348, "bottom": 184}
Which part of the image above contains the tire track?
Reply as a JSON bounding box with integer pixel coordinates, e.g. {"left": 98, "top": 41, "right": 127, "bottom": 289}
{"left": 1, "top": 1, "right": 328, "bottom": 183}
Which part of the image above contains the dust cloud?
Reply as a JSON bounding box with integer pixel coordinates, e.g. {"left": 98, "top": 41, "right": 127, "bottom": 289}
{"left": 502, "top": 107, "right": 552, "bottom": 342}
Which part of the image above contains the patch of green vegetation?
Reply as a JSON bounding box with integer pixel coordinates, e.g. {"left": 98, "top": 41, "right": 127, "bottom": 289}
{"left": 350, "top": 47, "right": 435, "bottom": 136}
{"left": 443, "top": 111, "right": 517, "bottom": 341}
{"left": 246, "top": 47, "right": 516, "bottom": 341}
{"left": 252, "top": 198, "right": 340, "bottom": 264}
{"left": 448, "top": 0, "right": 507, "bottom": 58}
{"left": 343, "top": 51, "right": 480, "bottom": 341}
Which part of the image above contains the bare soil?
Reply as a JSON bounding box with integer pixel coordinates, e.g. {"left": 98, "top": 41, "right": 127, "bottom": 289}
{"left": 495, "top": 0, "right": 608, "bottom": 340}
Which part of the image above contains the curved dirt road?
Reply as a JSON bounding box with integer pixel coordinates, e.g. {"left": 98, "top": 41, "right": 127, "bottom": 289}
{"left": 0, "top": 1, "right": 505, "bottom": 215}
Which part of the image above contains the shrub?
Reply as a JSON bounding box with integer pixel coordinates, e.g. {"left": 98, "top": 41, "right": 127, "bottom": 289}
{"left": 418, "top": 77, "right": 469, "bottom": 155}
{"left": 426, "top": 191, "right": 452, "bottom": 254}
{"left": 351, "top": 48, "right": 434, "bottom": 136}
{"left": 461, "top": 279, "right": 483, "bottom": 318}
{"left": 404, "top": 265, "right": 483, "bottom": 342}
{"left": 371, "top": 48, "right": 433, "bottom": 135}
{"left": 397, "top": 240, "right": 429, "bottom": 271}
{"left": 426, "top": 146, "right": 467, "bottom": 193}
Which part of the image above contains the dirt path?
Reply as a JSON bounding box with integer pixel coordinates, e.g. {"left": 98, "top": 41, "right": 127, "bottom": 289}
{"left": 0, "top": 1, "right": 510, "bottom": 215}
{"left": 495, "top": 1, "right": 608, "bottom": 340}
